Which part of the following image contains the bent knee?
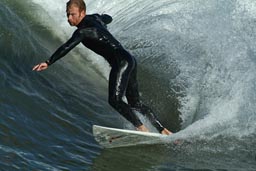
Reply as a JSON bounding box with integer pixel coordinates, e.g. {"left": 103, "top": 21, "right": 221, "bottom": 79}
{"left": 108, "top": 97, "right": 120, "bottom": 108}
{"left": 108, "top": 98, "right": 115, "bottom": 108}
{"left": 108, "top": 97, "right": 126, "bottom": 109}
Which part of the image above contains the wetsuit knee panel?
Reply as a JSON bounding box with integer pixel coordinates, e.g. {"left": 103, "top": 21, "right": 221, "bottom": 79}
{"left": 108, "top": 96, "right": 123, "bottom": 109}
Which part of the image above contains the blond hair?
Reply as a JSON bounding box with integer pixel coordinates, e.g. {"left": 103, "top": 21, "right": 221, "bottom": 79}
{"left": 66, "top": 0, "right": 86, "bottom": 12}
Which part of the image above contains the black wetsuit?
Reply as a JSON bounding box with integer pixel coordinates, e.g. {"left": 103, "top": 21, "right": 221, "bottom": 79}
{"left": 46, "top": 14, "right": 164, "bottom": 132}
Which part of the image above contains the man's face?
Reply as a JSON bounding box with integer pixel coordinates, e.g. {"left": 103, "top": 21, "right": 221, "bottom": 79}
{"left": 66, "top": 5, "right": 85, "bottom": 26}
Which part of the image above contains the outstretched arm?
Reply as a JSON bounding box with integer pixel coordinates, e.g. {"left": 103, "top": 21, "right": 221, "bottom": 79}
{"left": 32, "top": 29, "right": 84, "bottom": 72}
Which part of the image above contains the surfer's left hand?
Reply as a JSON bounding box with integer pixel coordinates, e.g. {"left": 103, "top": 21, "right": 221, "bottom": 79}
{"left": 32, "top": 62, "right": 48, "bottom": 71}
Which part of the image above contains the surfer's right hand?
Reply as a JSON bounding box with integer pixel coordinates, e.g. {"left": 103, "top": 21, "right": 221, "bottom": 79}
{"left": 32, "top": 62, "right": 48, "bottom": 72}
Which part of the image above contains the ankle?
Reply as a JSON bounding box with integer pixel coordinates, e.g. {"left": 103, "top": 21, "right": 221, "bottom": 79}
{"left": 136, "top": 125, "right": 149, "bottom": 132}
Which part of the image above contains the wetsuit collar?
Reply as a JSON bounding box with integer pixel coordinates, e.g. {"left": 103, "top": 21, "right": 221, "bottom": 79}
{"left": 76, "top": 15, "right": 87, "bottom": 28}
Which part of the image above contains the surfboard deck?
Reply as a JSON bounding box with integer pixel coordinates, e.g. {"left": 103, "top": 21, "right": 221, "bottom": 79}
{"left": 93, "top": 125, "right": 168, "bottom": 148}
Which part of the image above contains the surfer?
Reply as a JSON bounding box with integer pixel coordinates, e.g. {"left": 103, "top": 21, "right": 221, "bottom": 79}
{"left": 33, "top": 0, "right": 172, "bottom": 135}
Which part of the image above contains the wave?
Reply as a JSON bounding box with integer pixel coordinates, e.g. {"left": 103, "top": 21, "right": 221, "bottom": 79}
{"left": 3, "top": 0, "right": 256, "bottom": 145}
{"left": 1, "top": 0, "right": 256, "bottom": 170}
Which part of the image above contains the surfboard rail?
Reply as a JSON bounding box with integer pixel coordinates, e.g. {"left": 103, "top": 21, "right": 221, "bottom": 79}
{"left": 93, "top": 125, "right": 168, "bottom": 148}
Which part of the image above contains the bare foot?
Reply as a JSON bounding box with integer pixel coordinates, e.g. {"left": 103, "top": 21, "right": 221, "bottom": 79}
{"left": 161, "top": 128, "right": 172, "bottom": 135}
{"left": 136, "top": 125, "right": 149, "bottom": 132}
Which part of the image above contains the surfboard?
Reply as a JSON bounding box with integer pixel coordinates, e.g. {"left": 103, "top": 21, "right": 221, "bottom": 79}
{"left": 92, "top": 125, "right": 168, "bottom": 148}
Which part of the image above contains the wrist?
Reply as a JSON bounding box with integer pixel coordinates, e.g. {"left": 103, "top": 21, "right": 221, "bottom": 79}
{"left": 45, "top": 60, "right": 50, "bottom": 66}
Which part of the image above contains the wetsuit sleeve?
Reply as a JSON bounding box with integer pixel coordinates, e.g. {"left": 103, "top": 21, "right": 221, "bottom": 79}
{"left": 46, "top": 29, "right": 84, "bottom": 65}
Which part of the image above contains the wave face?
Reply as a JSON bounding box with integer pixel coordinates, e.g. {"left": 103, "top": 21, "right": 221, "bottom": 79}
{"left": 1, "top": 0, "right": 256, "bottom": 170}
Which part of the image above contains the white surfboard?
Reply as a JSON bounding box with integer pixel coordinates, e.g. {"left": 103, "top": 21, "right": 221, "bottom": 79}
{"left": 93, "top": 125, "right": 168, "bottom": 148}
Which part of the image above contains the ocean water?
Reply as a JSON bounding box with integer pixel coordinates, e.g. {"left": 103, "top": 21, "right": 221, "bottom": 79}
{"left": 1, "top": 0, "right": 256, "bottom": 170}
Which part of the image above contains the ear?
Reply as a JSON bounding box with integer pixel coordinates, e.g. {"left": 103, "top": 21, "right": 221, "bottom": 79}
{"left": 80, "top": 10, "right": 86, "bottom": 17}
